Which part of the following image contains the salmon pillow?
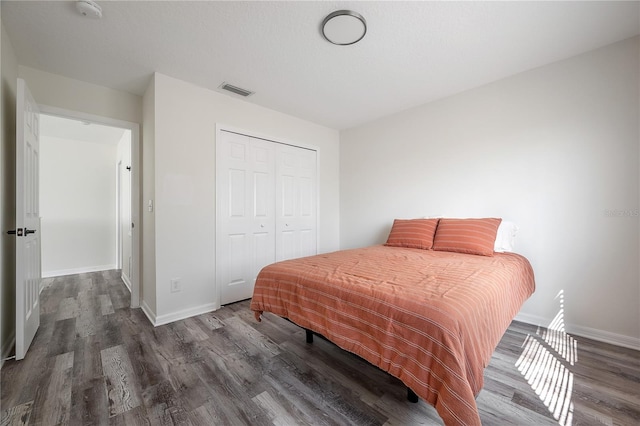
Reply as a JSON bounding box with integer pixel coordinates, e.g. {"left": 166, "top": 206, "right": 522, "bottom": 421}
{"left": 385, "top": 218, "right": 439, "bottom": 250}
{"left": 433, "top": 218, "right": 502, "bottom": 256}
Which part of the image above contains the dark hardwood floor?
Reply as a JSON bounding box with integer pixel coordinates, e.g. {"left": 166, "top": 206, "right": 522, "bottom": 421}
{"left": 1, "top": 271, "right": 639, "bottom": 425}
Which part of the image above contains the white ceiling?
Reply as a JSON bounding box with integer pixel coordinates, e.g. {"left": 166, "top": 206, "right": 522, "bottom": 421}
{"left": 3, "top": 1, "right": 639, "bottom": 130}
{"left": 40, "top": 114, "right": 127, "bottom": 145}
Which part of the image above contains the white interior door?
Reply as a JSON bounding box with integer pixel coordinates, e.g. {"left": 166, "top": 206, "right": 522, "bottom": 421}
{"left": 118, "top": 151, "right": 132, "bottom": 287}
{"left": 217, "top": 131, "right": 276, "bottom": 305}
{"left": 275, "top": 144, "right": 317, "bottom": 261}
{"left": 15, "top": 78, "right": 41, "bottom": 360}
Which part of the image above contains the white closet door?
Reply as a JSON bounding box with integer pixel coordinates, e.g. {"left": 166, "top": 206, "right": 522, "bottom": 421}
{"left": 218, "top": 131, "right": 275, "bottom": 305}
{"left": 275, "top": 144, "right": 317, "bottom": 261}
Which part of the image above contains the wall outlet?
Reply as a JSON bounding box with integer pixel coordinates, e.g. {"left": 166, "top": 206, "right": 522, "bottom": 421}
{"left": 170, "top": 278, "right": 182, "bottom": 293}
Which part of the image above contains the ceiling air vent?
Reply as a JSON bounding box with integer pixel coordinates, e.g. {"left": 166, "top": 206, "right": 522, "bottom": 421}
{"left": 218, "top": 82, "right": 254, "bottom": 97}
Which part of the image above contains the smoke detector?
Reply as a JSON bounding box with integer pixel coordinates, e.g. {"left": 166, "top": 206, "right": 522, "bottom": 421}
{"left": 76, "top": 1, "right": 102, "bottom": 19}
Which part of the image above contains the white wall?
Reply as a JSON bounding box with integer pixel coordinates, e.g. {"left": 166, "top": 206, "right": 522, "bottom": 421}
{"left": 340, "top": 37, "right": 640, "bottom": 348}
{"left": 1, "top": 18, "right": 18, "bottom": 366}
{"left": 40, "top": 135, "right": 118, "bottom": 276}
{"left": 18, "top": 66, "right": 142, "bottom": 124}
{"left": 149, "top": 72, "right": 340, "bottom": 324}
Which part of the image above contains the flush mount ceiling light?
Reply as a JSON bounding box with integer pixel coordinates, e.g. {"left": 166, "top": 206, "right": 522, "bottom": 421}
{"left": 322, "top": 10, "right": 367, "bottom": 46}
{"left": 75, "top": 0, "right": 102, "bottom": 19}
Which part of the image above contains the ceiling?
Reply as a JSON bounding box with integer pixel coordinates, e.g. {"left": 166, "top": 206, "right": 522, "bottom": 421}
{"left": 3, "top": 1, "right": 639, "bottom": 130}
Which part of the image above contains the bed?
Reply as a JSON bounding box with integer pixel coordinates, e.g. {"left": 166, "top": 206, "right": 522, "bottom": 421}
{"left": 250, "top": 218, "right": 535, "bottom": 425}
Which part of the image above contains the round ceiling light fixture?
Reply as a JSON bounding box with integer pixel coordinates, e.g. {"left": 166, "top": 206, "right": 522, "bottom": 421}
{"left": 75, "top": 0, "right": 102, "bottom": 19}
{"left": 322, "top": 10, "right": 367, "bottom": 46}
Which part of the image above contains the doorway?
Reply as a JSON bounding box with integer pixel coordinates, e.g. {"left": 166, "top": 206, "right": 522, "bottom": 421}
{"left": 38, "top": 107, "right": 140, "bottom": 307}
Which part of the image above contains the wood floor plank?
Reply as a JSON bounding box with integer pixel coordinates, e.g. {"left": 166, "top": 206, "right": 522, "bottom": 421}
{"left": 374, "top": 393, "right": 443, "bottom": 426}
{"left": 107, "top": 283, "right": 130, "bottom": 310}
{"left": 55, "top": 297, "right": 80, "bottom": 321}
{"left": 2, "top": 271, "right": 639, "bottom": 426}
{"left": 261, "top": 365, "right": 342, "bottom": 426}
{"left": 269, "top": 349, "right": 388, "bottom": 425}
{"left": 477, "top": 390, "right": 558, "bottom": 426}
{"left": 114, "top": 305, "right": 151, "bottom": 339}
{"left": 190, "top": 360, "right": 273, "bottom": 426}
{"left": 223, "top": 315, "right": 281, "bottom": 357}
{"left": 38, "top": 351, "right": 74, "bottom": 426}
{"left": 0, "top": 325, "right": 52, "bottom": 409}
{"left": 101, "top": 344, "right": 142, "bottom": 417}
{"left": 75, "top": 286, "right": 103, "bottom": 338}
{"left": 252, "top": 390, "right": 301, "bottom": 426}
{"left": 188, "top": 399, "right": 234, "bottom": 426}
{"left": 121, "top": 330, "right": 165, "bottom": 392}
{"left": 279, "top": 339, "right": 383, "bottom": 406}
{"left": 70, "top": 376, "right": 109, "bottom": 426}
{"left": 107, "top": 405, "right": 152, "bottom": 426}
{"left": 140, "top": 379, "right": 191, "bottom": 425}
{"left": 165, "top": 362, "right": 210, "bottom": 412}
{"left": 72, "top": 334, "right": 104, "bottom": 388}
{"left": 47, "top": 318, "right": 77, "bottom": 357}
{"left": 100, "top": 294, "right": 116, "bottom": 315}
{"left": 0, "top": 401, "right": 32, "bottom": 426}
{"left": 197, "top": 312, "right": 225, "bottom": 332}
{"left": 99, "top": 312, "right": 125, "bottom": 351}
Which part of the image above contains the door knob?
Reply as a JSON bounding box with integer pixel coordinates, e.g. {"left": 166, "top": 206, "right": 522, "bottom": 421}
{"left": 6, "top": 228, "right": 34, "bottom": 236}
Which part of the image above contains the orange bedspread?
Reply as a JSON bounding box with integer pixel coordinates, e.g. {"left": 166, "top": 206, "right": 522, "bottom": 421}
{"left": 250, "top": 245, "right": 535, "bottom": 425}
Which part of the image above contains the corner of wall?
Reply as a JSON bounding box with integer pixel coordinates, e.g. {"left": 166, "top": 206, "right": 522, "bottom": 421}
{"left": 141, "top": 73, "right": 157, "bottom": 319}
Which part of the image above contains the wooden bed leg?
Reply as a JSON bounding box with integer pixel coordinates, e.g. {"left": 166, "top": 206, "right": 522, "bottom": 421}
{"left": 407, "top": 387, "right": 419, "bottom": 403}
{"left": 305, "top": 329, "right": 313, "bottom": 344}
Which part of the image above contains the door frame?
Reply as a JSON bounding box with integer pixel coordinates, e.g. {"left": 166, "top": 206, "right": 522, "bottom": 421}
{"left": 116, "top": 160, "right": 122, "bottom": 270}
{"left": 214, "top": 123, "right": 320, "bottom": 309}
{"left": 40, "top": 105, "right": 141, "bottom": 308}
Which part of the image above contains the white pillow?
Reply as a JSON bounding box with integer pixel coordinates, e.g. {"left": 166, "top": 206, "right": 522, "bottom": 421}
{"left": 494, "top": 221, "right": 518, "bottom": 252}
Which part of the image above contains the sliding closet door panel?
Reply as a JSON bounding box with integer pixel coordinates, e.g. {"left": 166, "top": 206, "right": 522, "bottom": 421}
{"left": 250, "top": 139, "right": 276, "bottom": 289}
{"left": 275, "top": 145, "right": 317, "bottom": 261}
{"left": 228, "top": 169, "right": 246, "bottom": 217}
{"left": 228, "top": 234, "right": 248, "bottom": 285}
{"left": 218, "top": 131, "right": 275, "bottom": 305}
{"left": 297, "top": 150, "right": 317, "bottom": 258}
{"left": 280, "top": 175, "right": 295, "bottom": 217}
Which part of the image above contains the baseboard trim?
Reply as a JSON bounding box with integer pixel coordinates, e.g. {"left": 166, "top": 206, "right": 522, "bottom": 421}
{"left": 1, "top": 330, "right": 16, "bottom": 370}
{"left": 140, "top": 300, "right": 157, "bottom": 326}
{"left": 515, "top": 312, "right": 640, "bottom": 351}
{"left": 121, "top": 273, "right": 132, "bottom": 292}
{"left": 153, "top": 303, "right": 218, "bottom": 327}
{"left": 43, "top": 264, "right": 117, "bottom": 278}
